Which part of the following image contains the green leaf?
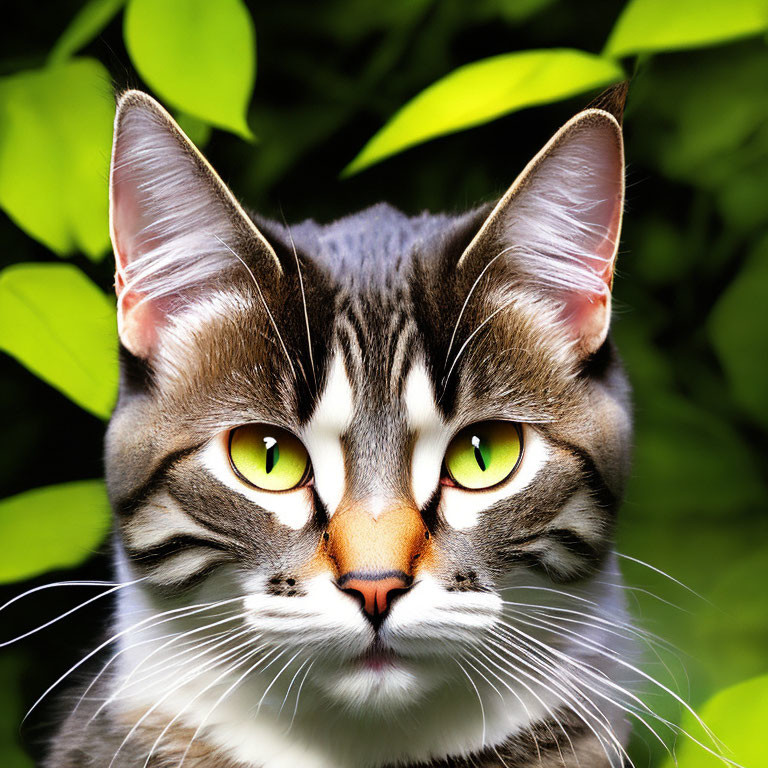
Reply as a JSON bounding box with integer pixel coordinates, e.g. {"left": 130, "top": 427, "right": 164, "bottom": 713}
{"left": 709, "top": 235, "right": 768, "bottom": 430}
{"left": 48, "top": 0, "right": 126, "bottom": 65}
{"left": 124, "top": 0, "right": 256, "bottom": 139}
{"left": 0, "top": 58, "right": 114, "bottom": 259}
{"left": 0, "top": 480, "right": 110, "bottom": 583}
{"left": 0, "top": 655, "right": 34, "bottom": 767}
{"left": 0, "top": 263, "right": 117, "bottom": 420}
{"left": 605, "top": 0, "right": 768, "bottom": 58}
{"left": 343, "top": 49, "right": 623, "bottom": 176}
{"left": 660, "top": 674, "right": 768, "bottom": 767}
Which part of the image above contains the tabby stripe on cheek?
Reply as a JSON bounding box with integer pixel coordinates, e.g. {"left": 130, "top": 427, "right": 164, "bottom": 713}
{"left": 123, "top": 534, "right": 233, "bottom": 569}
{"left": 144, "top": 555, "right": 233, "bottom": 592}
{"left": 538, "top": 432, "right": 618, "bottom": 513}
{"left": 113, "top": 445, "right": 202, "bottom": 517}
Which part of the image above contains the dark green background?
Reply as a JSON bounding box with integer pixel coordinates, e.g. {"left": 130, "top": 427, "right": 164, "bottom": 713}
{"left": 1, "top": 1, "right": 767, "bottom": 765}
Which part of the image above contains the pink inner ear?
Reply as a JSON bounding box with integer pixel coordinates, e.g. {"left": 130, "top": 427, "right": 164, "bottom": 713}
{"left": 583, "top": 192, "right": 624, "bottom": 287}
{"left": 117, "top": 287, "right": 165, "bottom": 359}
{"left": 555, "top": 124, "right": 624, "bottom": 353}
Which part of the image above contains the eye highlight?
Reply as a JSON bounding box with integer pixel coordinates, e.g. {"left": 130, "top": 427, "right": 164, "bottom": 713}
{"left": 228, "top": 424, "right": 310, "bottom": 492}
{"left": 443, "top": 421, "right": 523, "bottom": 490}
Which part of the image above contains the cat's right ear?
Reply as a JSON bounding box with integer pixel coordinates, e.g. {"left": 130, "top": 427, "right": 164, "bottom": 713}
{"left": 110, "top": 90, "right": 281, "bottom": 359}
{"left": 456, "top": 85, "right": 626, "bottom": 357}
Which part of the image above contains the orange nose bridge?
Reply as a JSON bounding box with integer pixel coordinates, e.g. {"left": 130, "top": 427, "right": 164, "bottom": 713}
{"left": 325, "top": 502, "right": 430, "bottom": 579}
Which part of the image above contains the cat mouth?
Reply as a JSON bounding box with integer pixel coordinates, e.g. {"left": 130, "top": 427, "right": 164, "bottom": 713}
{"left": 355, "top": 641, "right": 399, "bottom": 671}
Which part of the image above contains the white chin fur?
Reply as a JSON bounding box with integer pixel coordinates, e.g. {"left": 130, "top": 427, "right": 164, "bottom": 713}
{"left": 314, "top": 658, "right": 435, "bottom": 713}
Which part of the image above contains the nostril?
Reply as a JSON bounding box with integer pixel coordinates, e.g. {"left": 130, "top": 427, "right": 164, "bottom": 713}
{"left": 342, "top": 587, "right": 367, "bottom": 612}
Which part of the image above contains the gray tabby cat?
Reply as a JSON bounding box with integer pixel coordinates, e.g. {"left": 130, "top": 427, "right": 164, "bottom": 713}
{"left": 48, "top": 85, "right": 634, "bottom": 767}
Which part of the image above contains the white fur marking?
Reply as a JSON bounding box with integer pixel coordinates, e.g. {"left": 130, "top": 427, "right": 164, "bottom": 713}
{"left": 301, "top": 354, "right": 353, "bottom": 517}
{"left": 406, "top": 363, "right": 451, "bottom": 508}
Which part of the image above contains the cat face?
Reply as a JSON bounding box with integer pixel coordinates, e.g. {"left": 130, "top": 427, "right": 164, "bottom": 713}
{"left": 105, "top": 91, "right": 631, "bottom": 716}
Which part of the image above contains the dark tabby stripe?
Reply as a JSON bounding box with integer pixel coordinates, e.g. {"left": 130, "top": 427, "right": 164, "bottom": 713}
{"left": 124, "top": 534, "right": 232, "bottom": 568}
{"left": 113, "top": 445, "right": 203, "bottom": 517}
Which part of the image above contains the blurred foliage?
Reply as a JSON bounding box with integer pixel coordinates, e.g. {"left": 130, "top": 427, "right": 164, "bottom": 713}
{"left": 0, "top": 480, "right": 109, "bottom": 583}
{"left": 660, "top": 674, "right": 768, "bottom": 767}
{"left": 0, "top": 59, "right": 113, "bottom": 258}
{"left": 0, "top": 657, "right": 33, "bottom": 768}
{"left": 0, "top": 263, "right": 117, "bottom": 419}
{"left": 0, "top": 0, "right": 767, "bottom": 766}
{"left": 605, "top": 0, "right": 768, "bottom": 57}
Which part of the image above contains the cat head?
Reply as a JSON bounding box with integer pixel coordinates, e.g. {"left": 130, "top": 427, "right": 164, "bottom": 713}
{"left": 105, "top": 89, "right": 631, "bottom": 714}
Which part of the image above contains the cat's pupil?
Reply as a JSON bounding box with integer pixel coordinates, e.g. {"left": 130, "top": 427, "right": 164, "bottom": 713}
{"left": 263, "top": 436, "right": 279, "bottom": 474}
{"left": 471, "top": 435, "right": 488, "bottom": 472}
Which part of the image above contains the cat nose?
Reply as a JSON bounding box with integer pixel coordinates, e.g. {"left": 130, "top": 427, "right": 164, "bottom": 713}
{"left": 337, "top": 571, "right": 412, "bottom": 628}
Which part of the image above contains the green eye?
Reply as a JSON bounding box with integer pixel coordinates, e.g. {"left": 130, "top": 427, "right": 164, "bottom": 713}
{"left": 444, "top": 421, "right": 523, "bottom": 490}
{"left": 228, "top": 424, "right": 310, "bottom": 491}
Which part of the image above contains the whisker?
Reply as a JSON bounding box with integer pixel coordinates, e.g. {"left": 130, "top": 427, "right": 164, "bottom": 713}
{"left": 1, "top": 578, "right": 145, "bottom": 648}
{"left": 278, "top": 656, "right": 311, "bottom": 716}
{"left": 613, "top": 551, "right": 713, "bottom": 606}
{"left": 0, "top": 580, "right": 125, "bottom": 613}
{"left": 288, "top": 658, "right": 315, "bottom": 731}
{"left": 493, "top": 619, "right": 740, "bottom": 765}
{"left": 442, "top": 247, "right": 513, "bottom": 377}
{"left": 114, "top": 635, "right": 266, "bottom": 768}
{"left": 463, "top": 648, "right": 569, "bottom": 766}
{"left": 92, "top": 620, "right": 252, "bottom": 723}
{"left": 283, "top": 219, "right": 317, "bottom": 392}
{"left": 215, "top": 235, "right": 301, "bottom": 385}
{"left": 175, "top": 646, "right": 290, "bottom": 768}
{"left": 480, "top": 630, "right": 629, "bottom": 766}
{"left": 455, "top": 659, "right": 486, "bottom": 746}
{"left": 484, "top": 632, "right": 641, "bottom": 766}
{"left": 440, "top": 297, "right": 518, "bottom": 400}
{"left": 255, "top": 650, "right": 303, "bottom": 715}
{"left": 75, "top": 619, "right": 242, "bottom": 716}
{"left": 24, "top": 595, "right": 246, "bottom": 723}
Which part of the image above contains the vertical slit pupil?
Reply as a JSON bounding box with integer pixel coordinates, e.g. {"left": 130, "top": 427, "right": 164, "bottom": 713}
{"left": 471, "top": 435, "right": 487, "bottom": 472}
{"left": 263, "top": 436, "right": 279, "bottom": 474}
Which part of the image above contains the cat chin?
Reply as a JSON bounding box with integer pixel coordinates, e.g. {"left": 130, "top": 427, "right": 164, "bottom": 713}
{"left": 312, "top": 656, "right": 444, "bottom": 714}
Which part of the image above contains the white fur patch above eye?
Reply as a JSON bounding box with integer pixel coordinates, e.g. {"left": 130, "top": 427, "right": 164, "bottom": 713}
{"left": 440, "top": 425, "right": 548, "bottom": 529}
{"left": 202, "top": 434, "right": 313, "bottom": 530}
{"left": 405, "top": 364, "right": 451, "bottom": 508}
{"left": 301, "top": 353, "right": 354, "bottom": 518}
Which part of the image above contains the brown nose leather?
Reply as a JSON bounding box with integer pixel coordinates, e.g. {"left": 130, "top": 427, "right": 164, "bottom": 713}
{"left": 338, "top": 571, "right": 411, "bottom": 626}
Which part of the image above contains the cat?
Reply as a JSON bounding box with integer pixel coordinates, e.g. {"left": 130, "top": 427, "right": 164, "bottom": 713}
{"left": 46, "top": 83, "right": 635, "bottom": 768}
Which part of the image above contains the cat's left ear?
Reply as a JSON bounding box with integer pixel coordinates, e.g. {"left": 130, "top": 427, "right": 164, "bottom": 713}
{"left": 109, "top": 91, "right": 282, "bottom": 359}
{"left": 458, "top": 86, "right": 626, "bottom": 356}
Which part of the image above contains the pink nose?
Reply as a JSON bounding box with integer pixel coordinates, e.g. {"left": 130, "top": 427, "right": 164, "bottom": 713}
{"left": 338, "top": 571, "right": 412, "bottom": 626}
